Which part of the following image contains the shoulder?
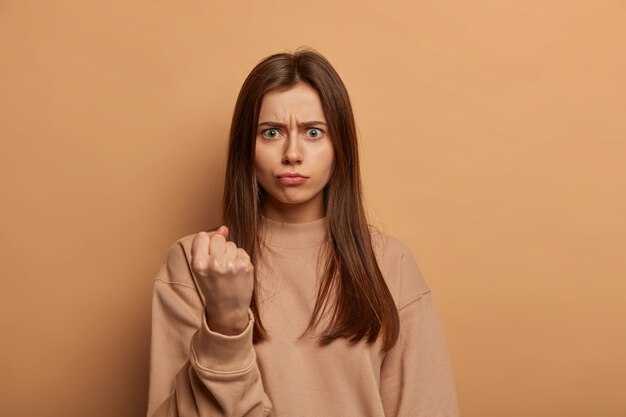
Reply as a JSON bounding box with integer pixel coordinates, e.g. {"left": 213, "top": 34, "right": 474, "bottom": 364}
{"left": 152, "top": 233, "right": 205, "bottom": 322}
{"left": 154, "top": 232, "right": 198, "bottom": 289}
{"left": 369, "top": 226, "right": 431, "bottom": 310}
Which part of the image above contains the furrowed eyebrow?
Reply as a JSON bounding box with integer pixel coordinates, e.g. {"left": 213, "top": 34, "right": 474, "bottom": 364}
{"left": 258, "top": 120, "right": 328, "bottom": 128}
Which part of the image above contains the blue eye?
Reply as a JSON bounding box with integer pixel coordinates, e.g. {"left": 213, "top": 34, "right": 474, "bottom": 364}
{"left": 306, "top": 128, "right": 323, "bottom": 138}
{"left": 262, "top": 128, "right": 280, "bottom": 139}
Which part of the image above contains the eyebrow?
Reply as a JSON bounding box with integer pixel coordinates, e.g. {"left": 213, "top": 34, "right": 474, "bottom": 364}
{"left": 258, "top": 120, "right": 328, "bottom": 128}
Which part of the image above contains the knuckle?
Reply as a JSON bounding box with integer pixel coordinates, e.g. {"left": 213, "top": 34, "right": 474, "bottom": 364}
{"left": 210, "top": 258, "right": 222, "bottom": 273}
{"left": 243, "top": 261, "right": 254, "bottom": 272}
{"left": 192, "top": 257, "right": 205, "bottom": 272}
{"left": 226, "top": 260, "right": 236, "bottom": 273}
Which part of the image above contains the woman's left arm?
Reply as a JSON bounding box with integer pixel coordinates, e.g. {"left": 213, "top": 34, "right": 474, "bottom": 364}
{"left": 379, "top": 247, "right": 460, "bottom": 417}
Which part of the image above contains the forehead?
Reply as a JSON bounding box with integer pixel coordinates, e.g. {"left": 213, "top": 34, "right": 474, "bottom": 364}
{"left": 258, "top": 82, "right": 326, "bottom": 121}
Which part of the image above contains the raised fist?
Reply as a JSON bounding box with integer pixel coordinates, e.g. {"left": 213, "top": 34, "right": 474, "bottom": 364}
{"left": 191, "top": 225, "right": 254, "bottom": 335}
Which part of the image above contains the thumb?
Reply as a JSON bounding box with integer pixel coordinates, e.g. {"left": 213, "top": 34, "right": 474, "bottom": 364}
{"left": 206, "top": 225, "right": 229, "bottom": 237}
{"left": 217, "top": 225, "right": 229, "bottom": 237}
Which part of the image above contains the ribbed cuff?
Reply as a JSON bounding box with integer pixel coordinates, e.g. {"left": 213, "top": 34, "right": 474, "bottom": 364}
{"left": 190, "top": 308, "right": 256, "bottom": 374}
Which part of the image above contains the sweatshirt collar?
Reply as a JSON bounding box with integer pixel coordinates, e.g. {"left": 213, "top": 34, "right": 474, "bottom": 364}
{"left": 259, "top": 214, "right": 328, "bottom": 249}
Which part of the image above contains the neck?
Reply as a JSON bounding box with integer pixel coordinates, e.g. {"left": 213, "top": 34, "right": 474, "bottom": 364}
{"left": 259, "top": 214, "right": 328, "bottom": 249}
{"left": 262, "top": 212, "right": 326, "bottom": 223}
{"left": 261, "top": 194, "right": 326, "bottom": 223}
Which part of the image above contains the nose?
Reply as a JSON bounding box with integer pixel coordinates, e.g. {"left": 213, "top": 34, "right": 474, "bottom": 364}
{"left": 282, "top": 133, "right": 303, "bottom": 165}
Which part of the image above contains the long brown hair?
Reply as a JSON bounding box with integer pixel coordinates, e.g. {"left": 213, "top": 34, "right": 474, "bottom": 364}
{"left": 218, "top": 46, "right": 400, "bottom": 351}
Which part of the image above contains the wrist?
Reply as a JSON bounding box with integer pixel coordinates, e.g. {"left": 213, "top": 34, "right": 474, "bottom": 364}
{"left": 205, "top": 308, "right": 249, "bottom": 335}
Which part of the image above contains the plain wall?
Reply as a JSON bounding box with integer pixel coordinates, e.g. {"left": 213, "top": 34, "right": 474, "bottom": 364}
{"left": 1, "top": 1, "right": 625, "bottom": 416}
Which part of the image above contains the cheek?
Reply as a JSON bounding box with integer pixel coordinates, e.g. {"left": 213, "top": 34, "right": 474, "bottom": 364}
{"left": 254, "top": 147, "right": 271, "bottom": 175}
{"left": 321, "top": 144, "right": 335, "bottom": 173}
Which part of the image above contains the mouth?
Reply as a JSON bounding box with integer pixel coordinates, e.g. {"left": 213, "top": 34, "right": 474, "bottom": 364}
{"left": 277, "top": 174, "right": 308, "bottom": 185}
{"left": 278, "top": 172, "right": 308, "bottom": 179}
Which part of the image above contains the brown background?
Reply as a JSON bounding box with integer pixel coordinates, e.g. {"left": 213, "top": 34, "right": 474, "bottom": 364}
{"left": 1, "top": 1, "right": 625, "bottom": 416}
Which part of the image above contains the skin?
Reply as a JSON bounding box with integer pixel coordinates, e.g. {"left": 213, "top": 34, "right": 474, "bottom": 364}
{"left": 254, "top": 81, "right": 335, "bottom": 223}
{"left": 190, "top": 82, "right": 335, "bottom": 335}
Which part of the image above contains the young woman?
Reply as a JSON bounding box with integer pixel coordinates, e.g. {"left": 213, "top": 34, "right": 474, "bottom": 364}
{"left": 147, "top": 47, "right": 460, "bottom": 417}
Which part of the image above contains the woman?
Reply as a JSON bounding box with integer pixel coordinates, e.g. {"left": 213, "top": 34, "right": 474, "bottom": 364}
{"left": 147, "top": 47, "right": 460, "bottom": 417}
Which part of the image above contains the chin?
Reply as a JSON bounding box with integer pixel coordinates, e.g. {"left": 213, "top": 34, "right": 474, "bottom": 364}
{"left": 274, "top": 191, "right": 317, "bottom": 204}
{"left": 277, "top": 196, "right": 312, "bottom": 205}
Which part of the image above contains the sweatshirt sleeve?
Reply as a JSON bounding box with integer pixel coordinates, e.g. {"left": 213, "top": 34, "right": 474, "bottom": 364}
{"left": 146, "top": 239, "right": 273, "bottom": 417}
{"left": 379, "top": 245, "right": 460, "bottom": 417}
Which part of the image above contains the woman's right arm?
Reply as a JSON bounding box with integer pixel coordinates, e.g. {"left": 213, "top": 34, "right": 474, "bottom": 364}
{"left": 146, "top": 240, "right": 272, "bottom": 417}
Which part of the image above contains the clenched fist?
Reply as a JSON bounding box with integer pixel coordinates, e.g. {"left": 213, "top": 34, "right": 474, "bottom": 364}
{"left": 191, "top": 225, "right": 254, "bottom": 336}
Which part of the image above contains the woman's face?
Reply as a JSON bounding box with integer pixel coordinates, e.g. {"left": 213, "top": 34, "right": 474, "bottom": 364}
{"left": 254, "top": 82, "right": 335, "bottom": 222}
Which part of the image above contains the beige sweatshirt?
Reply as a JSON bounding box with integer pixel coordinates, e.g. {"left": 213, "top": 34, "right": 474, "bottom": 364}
{"left": 146, "top": 215, "right": 460, "bottom": 416}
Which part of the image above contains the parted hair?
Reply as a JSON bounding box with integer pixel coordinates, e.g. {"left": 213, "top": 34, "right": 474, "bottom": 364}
{"left": 216, "top": 46, "right": 400, "bottom": 351}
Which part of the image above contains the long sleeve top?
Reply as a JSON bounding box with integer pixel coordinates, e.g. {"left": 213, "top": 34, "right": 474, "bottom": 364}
{"left": 146, "top": 215, "right": 460, "bottom": 416}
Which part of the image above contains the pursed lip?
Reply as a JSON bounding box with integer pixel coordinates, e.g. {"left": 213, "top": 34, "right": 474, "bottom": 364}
{"left": 278, "top": 172, "right": 308, "bottom": 178}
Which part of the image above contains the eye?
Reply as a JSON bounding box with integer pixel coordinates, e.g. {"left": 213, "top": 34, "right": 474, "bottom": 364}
{"left": 261, "top": 128, "right": 281, "bottom": 139}
{"left": 306, "top": 128, "right": 324, "bottom": 138}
